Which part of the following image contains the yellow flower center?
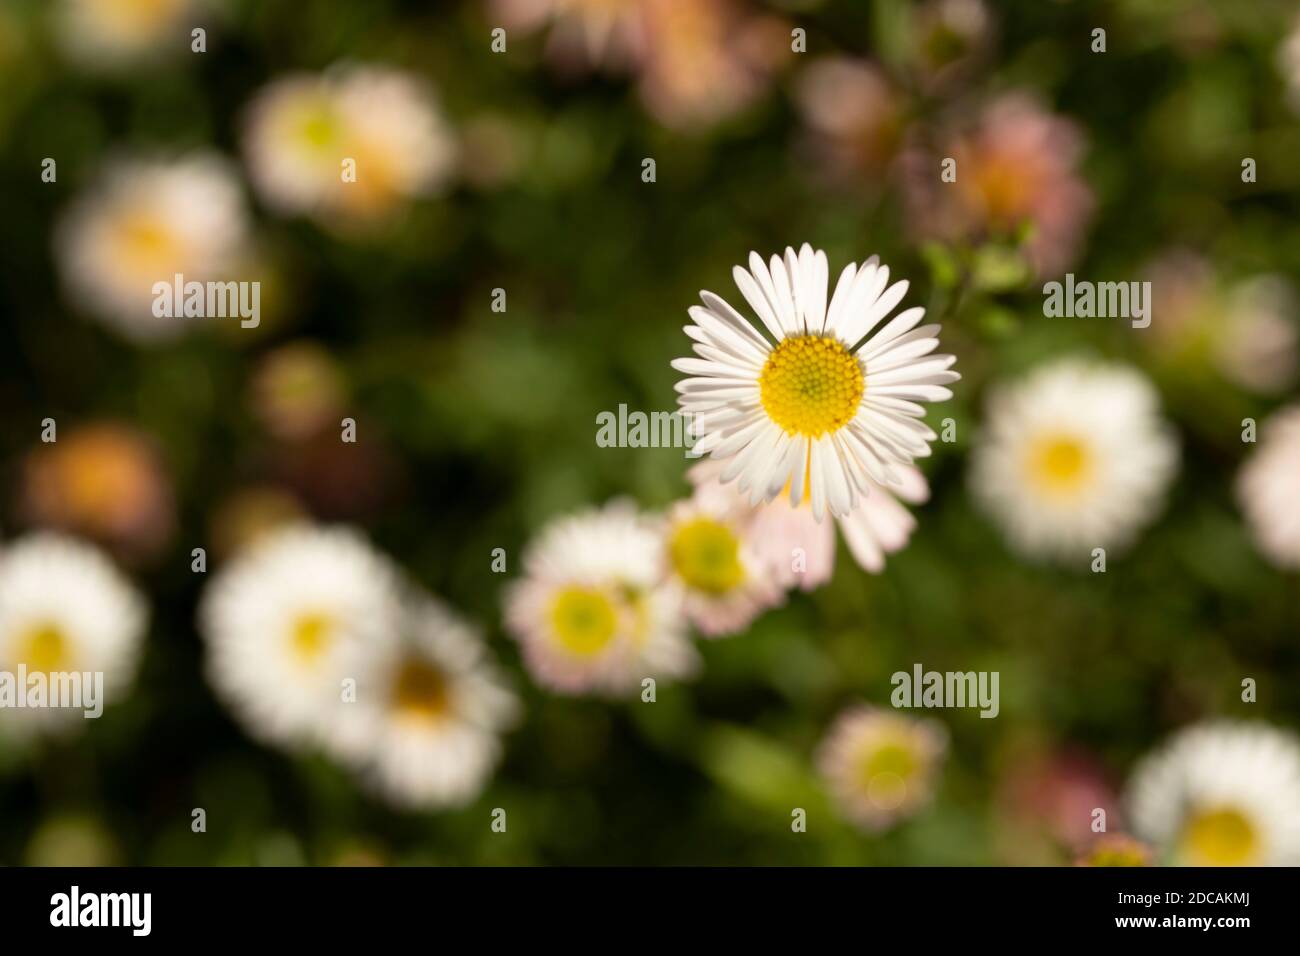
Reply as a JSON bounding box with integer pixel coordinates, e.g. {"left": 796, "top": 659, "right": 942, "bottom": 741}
{"left": 116, "top": 211, "right": 180, "bottom": 276}
{"left": 858, "top": 740, "right": 918, "bottom": 809}
{"left": 289, "top": 611, "right": 334, "bottom": 665}
{"left": 759, "top": 335, "right": 865, "bottom": 438}
{"left": 549, "top": 586, "right": 618, "bottom": 657}
{"left": 391, "top": 658, "right": 452, "bottom": 723}
{"left": 298, "top": 104, "right": 343, "bottom": 150}
{"left": 17, "top": 622, "right": 70, "bottom": 674}
{"left": 1026, "top": 433, "right": 1094, "bottom": 497}
{"left": 669, "top": 517, "right": 745, "bottom": 595}
{"left": 1179, "top": 806, "right": 1258, "bottom": 866}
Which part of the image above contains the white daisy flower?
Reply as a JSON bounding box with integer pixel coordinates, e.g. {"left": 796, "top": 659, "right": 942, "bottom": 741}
{"left": 54, "top": 153, "right": 250, "bottom": 343}
{"left": 816, "top": 705, "right": 947, "bottom": 832}
{"left": 347, "top": 595, "right": 519, "bottom": 810}
{"left": 199, "top": 524, "right": 404, "bottom": 756}
{"left": 55, "top": 0, "right": 198, "bottom": 68}
{"left": 1126, "top": 720, "right": 1300, "bottom": 866}
{"left": 689, "top": 456, "right": 928, "bottom": 588}
{"left": 661, "top": 492, "right": 783, "bottom": 637}
{"left": 504, "top": 501, "right": 698, "bottom": 696}
{"left": 1237, "top": 404, "right": 1300, "bottom": 569}
{"left": 0, "top": 533, "right": 147, "bottom": 736}
{"left": 970, "top": 358, "right": 1178, "bottom": 563}
{"left": 673, "top": 243, "right": 958, "bottom": 522}
{"left": 241, "top": 65, "right": 456, "bottom": 224}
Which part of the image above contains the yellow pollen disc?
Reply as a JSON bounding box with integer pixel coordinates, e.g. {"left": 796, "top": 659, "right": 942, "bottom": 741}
{"left": 1026, "top": 433, "right": 1094, "bottom": 497}
{"left": 17, "top": 622, "right": 70, "bottom": 674}
{"left": 289, "top": 611, "right": 334, "bottom": 664}
{"left": 669, "top": 516, "right": 745, "bottom": 595}
{"left": 392, "top": 658, "right": 452, "bottom": 723}
{"left": 297, "top": 102, "right": 343, "bottom": 151}
{"left": 1179, "top": 806, "right": 1258, "bottom": 866}
{"left": 549, "top": 586, "right": 618, "bottom": 657}
{"left": 759, "top": 335, "right": 865, "bottom": 438}
{"left": 858, "top": 740, "right": 918, "bottom": 799}
{"left": 116, "top": 212, "right": 179, "bottom": 275}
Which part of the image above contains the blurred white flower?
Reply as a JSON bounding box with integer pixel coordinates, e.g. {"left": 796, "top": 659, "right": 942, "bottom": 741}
{"left": 1217, "top": 276, "right": 1297, "bottom": 395}
{"left": 55, "top": 0, "right": 200, "bottom": 68}
{"left": 970, "top": 358, "right": 1178, "bottom": 563}
{"left": 1126, "top": 720, "right": 1300, "bottom": 866}
{"left": 242, "top": 64, "right": 456, "bottom": 225}
{"left": 55, "top": 154, "right": 250, "bottom": 342}
{"left": 1237, "top": 404, "right": 1300, "bottom": 569}
{"left": 504, "top": 501, "right": 697, "bottom": 696}
{"left": 817, "top": 705, "right": 948, "bottom": 832}
{"left": 347, "top": 595, "right": 519, "bottom": 810}
{"left": 199, "top": 524, "right": 403, "bottom": 756}
{"left": 661, "top": 492, "right": 783, "bottom": 637}
{"left": 0, "top": 533, "right": 147, "bottom": 736}
{"left": 673, "top": 243, "right": 958, "bottom": 522}
{"left": 689, "top": 457, "right": 928, "bottom": 588}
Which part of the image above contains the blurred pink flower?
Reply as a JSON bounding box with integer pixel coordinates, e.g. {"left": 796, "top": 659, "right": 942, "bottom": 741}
{"left": 903, "top": 94, "right": 1094, "bottom": 277}
{"left": 999, "top": 747, "right": 1120, "bottom": 851}
{"left": 794, "top": 58, "right": 906, "bottom": 183}
{"left": 635, "top": 0, "right": 788, "bottom": 130}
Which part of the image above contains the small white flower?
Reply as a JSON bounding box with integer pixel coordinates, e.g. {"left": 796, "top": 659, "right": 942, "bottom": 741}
{"left": 673, "top": 243, "right": 958, "bottom": 522}
{"left": 347, "top": 595, "right": 519, "bottom": 810}
{"left": 0, "top": 533, "right": 147, "bottom": 736}
{"left": 504, "top": 501, "right": 698, "bottom": 696}
{"left": 970, "top": 357, "right": 1178, "bottom": 562}
{"left": 661, "top": 492, "right": 783, "bottom": 637}
{"left": 1237, "top": 404, "right": 1300, "bottom": 569}
{"left": 55, "top": 154, "right": 250, "bottom": 342}
{"left": 199, "top": 524, "right": 403, "bottom": 756}
{"left": 1126, "top": 720, "right": 1300, "bottom": 866}
{"left": 689, "top": 457, "right": 928, "bottom": 588}
{"left": 242, "top": 65, "right": 455, "bottom": 224}
{"left": 816, "top": 705, "right": 947, "bottom": 832}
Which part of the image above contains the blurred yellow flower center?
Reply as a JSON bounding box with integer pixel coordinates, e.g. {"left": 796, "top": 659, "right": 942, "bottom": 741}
{"left": 17, "top": 622, "right": 69, "bottom": 674}
{"left": 289, "top": 611, "right": 334, "bottom": 664}
{"left": 759, "top": 335, "right": 864, "bottom": 438}
{"left": 549, "top": 586, "right": 618, "bottom": 657}
{"left": 669, "top": 517, "right": 744, "bottom": 595}
{"left": 392, "top": 658, "right": 451, "bottom": 723}
{"left": 1026, "top": 433, "right": 1093, "bottom": 497}
{"left": 117, "top": 212, "right": 178, "bottom": 274}
{"left": 859, "top": 741, "right": 917, "bottom": 810}
{"left": 1180, "top": 806, "right": 1258, "bottom": 866}
{"left": 968, "top": 155, "right": 1038, "bottom": 224}
{"left": 297, "top": 103, "right": 343, "bottom": 150}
